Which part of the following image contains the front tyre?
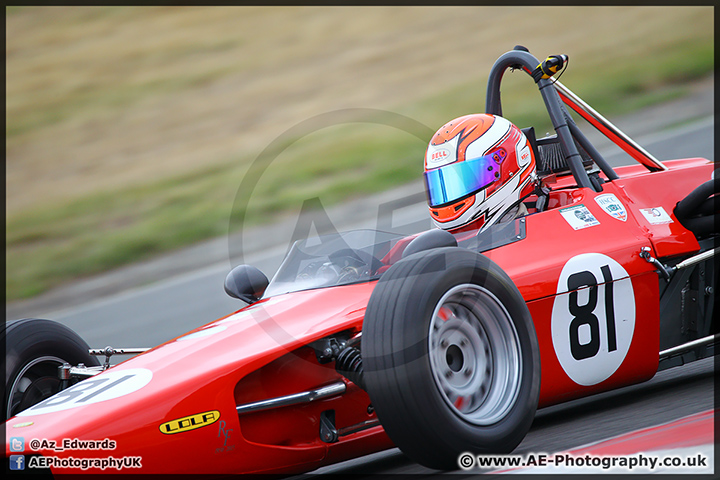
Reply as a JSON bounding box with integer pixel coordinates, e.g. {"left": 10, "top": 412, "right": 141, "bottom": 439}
{"left": 2, "top": 318, "right": 100, "bottom": 420}
{"left": 362, "top": 247, "right": 540, "bottom": 470}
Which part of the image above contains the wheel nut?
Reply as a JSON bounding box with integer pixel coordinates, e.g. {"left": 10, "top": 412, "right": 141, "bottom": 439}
{"left": 440, "top": 339, "right": 448, "bottom": 348}
{"left": 445, "top": 370, "right": 453, "bottom": 378}
{"left": 464, "top": 368, "right": 472, "bottom": 377}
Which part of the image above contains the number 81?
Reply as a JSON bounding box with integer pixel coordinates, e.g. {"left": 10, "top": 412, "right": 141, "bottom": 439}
{"left": 567, "top": 265, "right": 617, "bottom": 361}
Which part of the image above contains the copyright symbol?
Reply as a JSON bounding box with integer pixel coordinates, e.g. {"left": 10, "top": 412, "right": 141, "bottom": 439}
{"left": 30, "top": 439, "right": 40, "bottom": 450}
{"left": 458, "top": 452, "right": 475, "bottom": 470}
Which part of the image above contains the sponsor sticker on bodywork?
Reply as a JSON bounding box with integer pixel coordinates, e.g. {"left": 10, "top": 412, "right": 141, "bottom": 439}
{"left": 12, "top": 421, "right": 34, "bottom": 428}
{"left": 595, "top": 194, "right": 627, "bottom": 221}
{"left": 559, "top": 204, "right": 600, "bottom": 230}
{"left": 639, "top": 207, "right": 673, "bottom": 225}
{"left": 159, "top": 410, "right": 221, "bottom": 435}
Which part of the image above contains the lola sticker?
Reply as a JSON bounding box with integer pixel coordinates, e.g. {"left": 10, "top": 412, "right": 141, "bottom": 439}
{"left": 559, "top": 204, "right": 600, "bottom": 230}
{"left": 159, "top": 410, "right": 220, "bottom": 435}
{"left": 595, "top": 194, "right": 627, "bottom": 221}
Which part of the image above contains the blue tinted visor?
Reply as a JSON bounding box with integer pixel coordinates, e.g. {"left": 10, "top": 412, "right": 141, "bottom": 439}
{"left": 424, "top": 151, "right": 504, "bottom": 207}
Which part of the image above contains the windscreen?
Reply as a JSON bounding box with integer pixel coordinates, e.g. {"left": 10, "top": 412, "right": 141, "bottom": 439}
{"left": 262, "top": 219, "right": 526, "bottom": 298}
{"left": 264, "top": 229, "right": 406, "bottom": 297}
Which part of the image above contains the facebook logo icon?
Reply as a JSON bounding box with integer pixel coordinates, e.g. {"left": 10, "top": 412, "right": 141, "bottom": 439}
{"left": 9, "top": 455, "right": 25, "bottom": 470}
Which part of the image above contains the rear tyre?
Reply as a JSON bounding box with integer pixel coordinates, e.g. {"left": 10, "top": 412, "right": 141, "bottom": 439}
{"left": 2, "top": 319, "right": 99, "bottom": 420}
{"left": 363, "top": 247, "right": 540, "bottom": 470}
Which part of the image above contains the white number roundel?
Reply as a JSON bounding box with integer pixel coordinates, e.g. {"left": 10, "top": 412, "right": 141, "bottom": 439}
{"left": 551, "top": 253, "right": 635, "bottom": 386}
{"left": 17, "top": 368, "right": 152, "bottom": 416}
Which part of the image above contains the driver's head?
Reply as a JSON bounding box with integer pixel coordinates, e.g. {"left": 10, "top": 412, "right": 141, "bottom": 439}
{"left": 423, "top": 113, "right": 536, "bottom": 232}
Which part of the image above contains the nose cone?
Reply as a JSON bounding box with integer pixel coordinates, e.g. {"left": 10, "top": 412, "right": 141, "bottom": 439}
{"left": 4, "top": 282, "right": 378, "bottom": 474}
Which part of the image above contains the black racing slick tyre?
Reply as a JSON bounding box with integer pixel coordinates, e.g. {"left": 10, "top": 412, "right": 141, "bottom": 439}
{"left": 2, "top": 318, "right": 100, "bottom": 421}
{"left": 362, "top": 247, "right": 540, "bottom": 470}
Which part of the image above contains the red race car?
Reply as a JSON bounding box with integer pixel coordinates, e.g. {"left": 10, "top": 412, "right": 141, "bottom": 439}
{"left": 4, "top": 48, "right": 716, "bottom": 475}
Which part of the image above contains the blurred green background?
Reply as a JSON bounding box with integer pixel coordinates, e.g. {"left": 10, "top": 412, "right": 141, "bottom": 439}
{"left": 6, "top": 6, "right": 714, "bottom": 300}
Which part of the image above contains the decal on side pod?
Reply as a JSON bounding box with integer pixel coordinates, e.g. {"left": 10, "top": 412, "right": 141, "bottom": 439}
{"left": 17, "top": 368, "right": 153, "bottom": 416}
{"left": 595, "top": 194, "right": 627, "bottom": 221}
{"left": 551, "top": 253, "right": 635, "bottom": 386}
{"left": 639, "top": 207, "right": 673, "bottom": 225}
{"left": 559, "top": 204, "right": 600, "bottom": 230}
{"left": 159, "top": 410, "right": 220, "bottom": 435}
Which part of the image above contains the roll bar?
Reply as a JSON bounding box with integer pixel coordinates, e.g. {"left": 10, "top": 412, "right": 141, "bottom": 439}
{"left": 485, "top": 48, "right": 595, "bottom": 190}
{"left": 485, "top": 47, "right": 666, "bottom": 189}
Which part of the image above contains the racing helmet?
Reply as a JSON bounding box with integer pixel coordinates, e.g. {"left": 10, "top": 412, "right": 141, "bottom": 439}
{"left": 423, "top": 113, "right": 536, "bottom": 232}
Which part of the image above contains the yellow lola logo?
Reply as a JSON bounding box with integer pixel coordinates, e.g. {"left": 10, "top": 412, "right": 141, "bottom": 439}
{"left": 159, "top": 410, "right": 220, "bottom": 435}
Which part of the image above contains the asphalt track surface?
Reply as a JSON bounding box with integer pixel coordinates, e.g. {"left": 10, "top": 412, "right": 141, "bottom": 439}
{"left": 302, "top": 357, "right": 715, "bottom": 476}
{"left": 6, "top": 114, "right": 716, "bottom": 475}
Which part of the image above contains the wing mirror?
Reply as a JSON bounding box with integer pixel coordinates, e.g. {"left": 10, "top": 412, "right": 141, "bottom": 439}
{"left": 224, "top": 265, "right": 269, "bottom": 303}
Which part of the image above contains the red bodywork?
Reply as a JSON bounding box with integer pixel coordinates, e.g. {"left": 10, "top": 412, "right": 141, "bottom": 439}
{"left": 4, "top": 158, "right": 711, "bottom": 474}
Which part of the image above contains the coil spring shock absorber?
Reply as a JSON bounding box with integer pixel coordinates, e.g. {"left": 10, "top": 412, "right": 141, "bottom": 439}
{"left": 335, "top": 346, "right": 365, "bottom": 391}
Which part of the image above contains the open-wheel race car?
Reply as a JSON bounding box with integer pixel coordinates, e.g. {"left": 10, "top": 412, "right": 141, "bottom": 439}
{"left": 4, "top": 47, "right": 717, "bottom": 475}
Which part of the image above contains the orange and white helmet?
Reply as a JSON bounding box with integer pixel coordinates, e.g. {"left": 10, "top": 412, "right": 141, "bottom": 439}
{"left": 423, "top": 113, "right": 536, "bottom": 232}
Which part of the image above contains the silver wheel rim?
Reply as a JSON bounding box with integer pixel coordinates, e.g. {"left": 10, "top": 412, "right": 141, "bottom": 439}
{"left": 7, "top": 356, "right": 66, "bottom": 418}
{"left": 428, "top": 284, "right": 522, "bottom": 425}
